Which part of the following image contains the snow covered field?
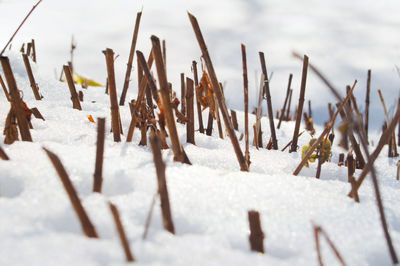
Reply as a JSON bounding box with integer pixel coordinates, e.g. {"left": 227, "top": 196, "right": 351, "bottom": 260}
{"left": 1, "top": 1, "right": 400, "bottom": 265}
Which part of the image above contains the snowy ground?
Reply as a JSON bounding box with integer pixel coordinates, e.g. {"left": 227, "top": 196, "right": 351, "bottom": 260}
{"left": 1, "top": 1, "right": 400, "bottom": 265}
{"left": 0, "top": 51, "right": 400, "bottom": 266}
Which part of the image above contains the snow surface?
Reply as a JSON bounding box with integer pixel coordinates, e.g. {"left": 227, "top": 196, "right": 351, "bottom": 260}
{"left": 1, "top": 1, "right": 400, "bottom": 265}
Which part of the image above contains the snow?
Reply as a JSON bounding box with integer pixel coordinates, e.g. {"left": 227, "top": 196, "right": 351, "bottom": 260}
{"left": 1, "top": 1, "right": 400, "bottom": 265}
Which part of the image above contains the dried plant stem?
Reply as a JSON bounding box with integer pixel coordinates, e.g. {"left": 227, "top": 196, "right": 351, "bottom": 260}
{"left": 43, "top": 148, "right": 98, "bottom": 238}
{"left": 22, "top": 54, "right": 41, "bottom": 100}
{"left": 347, "top": 153, "right": 355, "bottom": 183}
{"left": 397, "top": 160, "right": 400, "bottom": 181}
{"left": 31, "top": 39, "right": 36, "bottom": 63}
{"left": 192, "top": 61, "right": 204, "bottom": 133}
{"left": 0, "top": 0, "right": 43, "bottom": 56}
{"left": 186, "top": 78, "right": 195, "bottom": 144}
{"left": 136, "top": 50, "right": 158, "bottom": 103}
{"left": 277, "top": 74, "right": 292, "bottom": 129}
{"left": 142, "top": 192, "right": 158, "bottom": 240}
{"left": 281, "top": 131, "right": 304, "bottom": 152}
{"left": 231, "top": 110, "right": 239, "bottom": 131}
{"left": 313, "top": 223, "right": 347, "bottom": 266}
{"left": 377, "top": 89, "right": 398, "bottom": 156}
{"left": 206, "top": 110, "right": 213, "bottom": 136}
{"left": 215, "top": 87, "right": 224, "bottom": 139}
{"left": 365, "top": 70, "right": 371, "bottom": 140}
{"left": 119, "top": 11, "right": 142, "bottom": 106}
{"left": 151, "top": 35, "right": 191, "bottom": 165}
{"left": 290, "top": 55, "right": 308, "bottom": 152}
{"left": 180, "top": 73, "right": 186, "bottom": 116}
{"left": 0, "top": 146, "right": 9, "bottom": 160}
{"left": 189, "top": 12, "right": 248, "bottom": 171}
{"left": 293, "top": 52, "right": 342, "bottom": 101}
{"left": 63, "top": 65, "right": 82, "bottom": 110}
{"left": 150, "top": 134, "right": 175, "bottom": 234}
{"left": 248, "top": 210, "right": 265, "bottom": 253}
{"left": 286, "top": 89, "right": 293, "bottom": 120}
{"left": 0, "top": 74, "right": 10, "bottom": 101}
{"left": 0, "top": 56, "right": 32, "bottom": 141}
{"left": 162, "top": 40, "right": 167, "bottom": 76}
{"left": 259, "top": 52, "right": 278, "bottom": 149}
{"left": 253, "top": 74, "right": 264, "bottom": 149}
{"left": 104, "top": 48, "right": 121, "bottom": 142}
{"left": 242, "top": 44, "right": 250, "bottom": 164}
{"left": 93, "top": 118, "right": 105, "bottom": 193}
{"left": 109, "top": 202, "right": 135, "bottom": 262}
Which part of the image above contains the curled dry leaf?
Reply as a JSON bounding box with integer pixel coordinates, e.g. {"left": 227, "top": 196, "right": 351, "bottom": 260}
{"left": 196, "top": 70, "right": 215, "bottom": 118}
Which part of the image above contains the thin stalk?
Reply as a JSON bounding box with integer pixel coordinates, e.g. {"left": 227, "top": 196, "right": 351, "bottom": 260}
{"left": 259, "top": 52, "right": 278, "bottom": 149}
{"left": 290, "top": 55, "right": 309, "bottom": 152}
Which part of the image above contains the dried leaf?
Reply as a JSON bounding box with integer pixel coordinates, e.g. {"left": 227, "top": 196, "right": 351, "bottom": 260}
{"left": 87, "top": 115, "right": 95, "bottom": 123}
{"left": 196, "top": 71, "right": 215, "bottom": 118}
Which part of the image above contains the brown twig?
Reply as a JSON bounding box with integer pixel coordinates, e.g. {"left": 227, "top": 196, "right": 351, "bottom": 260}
{"left": 109, "top": 202, "right": 135, "bottom": 262}
{"left": 313, "top": 223, "right": 347, "bottom": 266}
{"left": 277, "top": 74, "right": 292, "bottom": 129}
{"left": 31, "top": 39, "right": 36, "bottom": 63}
{"left": 63, "top": 65, "right": 82, "bottom": 110}
{"left": 150, "top": 134, "right": 175, "bottom": 234}
{"left": 253, "top": 74, "right": 264, "bottom": 149}
{"left": 142, "top": 192, "right": 158, "bottom": 240}
{"left": 248, "top": 210, "right": 265, "bottom": 253}
{"left": 347, "top": 153, "right": 355, "bottom": 183}
{"left": 259, "top": 52, "right": 278, "bottom": 149}
{"left": 93, "top": 118, "right": 105, "bottom": 193}
{"left": 0, "top": 146, "right": 9, "bottom": 160}
{"left": 290, "top": 55, "right": 308, "bottom": 152}
{"left": 119, "top": 11, "right": 142, "bottom": 106}
{"left": 186, "top": 78, "right": 195, "bottom": 144}
{"left": 281, "top": 131, "right": 304, "bottom": 152}
{"left": 22, "top": 54, "right": 41, "bottom": 100}
{"left": 231, "top": 110, "right": 239, "bottom": 131}
{"left": 215, "top": 84, "right": 224, "bottom": 139}
{"left": 377, "top": 89, "right": 398, "bottom": 157}
{"left": 293, "top": 52, "right": 342, "bottom": 101}
{"left": 104, "top": 48, "right": 121, "bottom": 142}
{"left": 192, "top": 61, "right": 204, "bottom": 133}
{"left": 286, "top": 89, "right": 293, "bottom": 120}
{"left": 151, "top": 35, "right": 191, "bottom": 165}
{"left": 43, "top": 147, "right": 98, "bottom": 238}
{"left": 206, "top": 111, "right": 213, "bottom": 136}
{"left": 241, "top": 44, "right": 250, "bottom": 163}
{"left": 0, "top": 56, "right": 32, "bottom": 141}
{"left": 180, "top": 73, "right": 186, "bottom": 116}
{"left": 162, "top": 40, "right": 167, "bottom": 76}
{"left": 365, "top": 70, "right": 371, "bottom": 141}
{"left": 189, "top": 12, "right": 248, "bottom": 171}
{"left": 0, "top": 0, "right": 43, "bottom": 56}
{"left": 0, "top": 74, "right": 10, "bottom": 101}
